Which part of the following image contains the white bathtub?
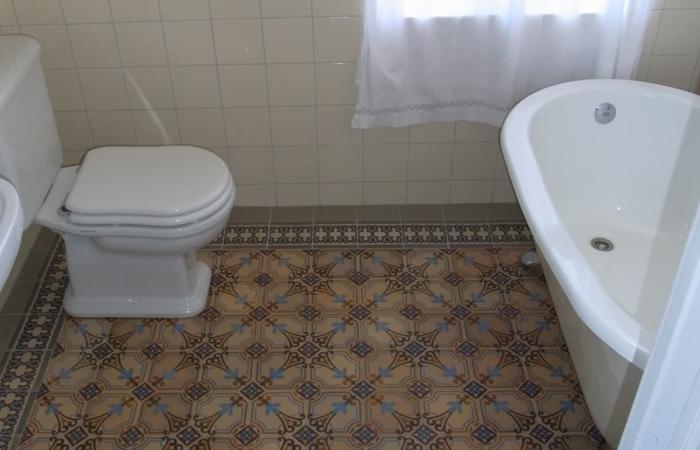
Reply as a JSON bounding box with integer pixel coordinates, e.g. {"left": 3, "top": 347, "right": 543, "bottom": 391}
{"left": 501, "top": 79, "right": 700, "bottom": 448}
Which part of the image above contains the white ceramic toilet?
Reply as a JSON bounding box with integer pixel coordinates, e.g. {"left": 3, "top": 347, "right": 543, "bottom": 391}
{"left": 0, "top": 36, "right": 234, "bottom": 318}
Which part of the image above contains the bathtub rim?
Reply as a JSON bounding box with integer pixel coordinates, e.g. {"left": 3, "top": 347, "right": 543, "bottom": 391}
{"left": 500, "top": 79, "right": 698, "bottom": 369}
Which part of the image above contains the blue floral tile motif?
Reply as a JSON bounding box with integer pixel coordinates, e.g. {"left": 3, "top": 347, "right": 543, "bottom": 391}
{"left": 293, "top": 425, "right": 318, "bottom": 445}
{"left": 4, "top": 242, "right": 602, "bottom": 450}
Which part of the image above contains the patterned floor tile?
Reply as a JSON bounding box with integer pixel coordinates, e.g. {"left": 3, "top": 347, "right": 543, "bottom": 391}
{"left": 3, "top": 241, "right": 603, "bottom": 450}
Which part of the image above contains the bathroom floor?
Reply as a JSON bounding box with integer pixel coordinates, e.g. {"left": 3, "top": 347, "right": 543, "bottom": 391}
{"left": 0, "top": 206, "right": 604, "bottom": 449}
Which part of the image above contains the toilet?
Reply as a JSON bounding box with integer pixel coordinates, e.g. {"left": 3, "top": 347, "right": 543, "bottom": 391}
{"left": 0, "top": 36, "right": 234, "bottom": 318}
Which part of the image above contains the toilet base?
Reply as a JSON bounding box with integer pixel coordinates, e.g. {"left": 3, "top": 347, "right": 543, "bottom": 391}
{"left": 63, "top": 260, "right": 210, "bottom": 318}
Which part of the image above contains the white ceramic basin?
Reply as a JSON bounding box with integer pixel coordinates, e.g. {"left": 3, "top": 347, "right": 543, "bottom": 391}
{"left": 0, "top": 178, "right": 22, "bottom": 291}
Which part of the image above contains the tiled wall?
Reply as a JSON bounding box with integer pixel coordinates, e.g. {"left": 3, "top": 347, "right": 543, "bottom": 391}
{"left": 0, "top": 0, "right": 698, "bottom": 206}
{"left": 638, "top": 0, "right": 700, "bottom": 93}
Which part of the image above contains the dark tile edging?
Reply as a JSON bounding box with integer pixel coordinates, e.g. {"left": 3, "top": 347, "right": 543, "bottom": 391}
{"left": 210, "top": 222, "right": 532, "bottom": 249}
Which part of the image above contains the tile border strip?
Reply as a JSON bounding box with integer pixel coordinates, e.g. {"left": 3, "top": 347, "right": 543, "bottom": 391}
{"left": 211, "top": 221, "right": 532, "bottom": 249}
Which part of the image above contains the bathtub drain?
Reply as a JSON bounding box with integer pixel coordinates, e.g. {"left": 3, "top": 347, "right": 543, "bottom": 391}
{"left": 591, "top": 237, "right": 614, "bottom": 252}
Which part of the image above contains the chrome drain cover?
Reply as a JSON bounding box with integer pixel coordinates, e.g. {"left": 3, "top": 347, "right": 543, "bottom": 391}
{"left": 591, "top": 237, "right": 614, "bottom": 252}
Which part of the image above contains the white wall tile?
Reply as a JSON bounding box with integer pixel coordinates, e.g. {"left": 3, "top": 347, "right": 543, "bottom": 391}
{"left": 219, "top": 65, "right": 268, "bottom": 107}
{"left": 455, "top": 121, "right": 499, "bottom": 142}
{"left": 449, "top": 181, "right": 493, "bottom": 204}
{"left": 363, "top": 144, "right": 408, "bottom": 182}
{"left": 407, "top": 181, "right": 450, "bottom": 204}
{"left": 159, "top": 0, "right": 211, "bottom": 20}
{"left": 78, "top": 68, "right": 129, "bottom": 110}
{"left": 124, "top": 67, "right": 175, "bottom": 109}
{"left": 270, "top": 106, "right": 317, "bottom": 145}
{"left": 212, "top": 19, "right": 265, "bottom": 64}
{"left": 109, "top": 0, "right": 160, "bottom": 22}
{"left": 132, "top": 109, "right": 181, "bottom": 145}
{"left": 261, "top": 0, "right": 311, "bottom": 17}
{"left": 21, "top": 25, "right": 75, "bottom": 68}
{"left": 61, "top": 0, "right": 111, "bottom": 23}
{"left": 654, "top": 10, "right": 700, "bottom": 55}
{"left": 664, "top": 0, "right": 700, "bottom": 8}
{"left": 68, "top": 24, "right": 121, "bottom": 67}
{"left": 320, "top": 183, "right": 362, "bottom": 205}
{"left": 363, "top": 182, "right": 406, "bottom": 204}
{"left": 236, "top": 184, "right": 276, "bottom": 206}
{"left": 646, "top": 55, "right": 698, "bottom": 90}
{"left": 263, "top": 18, "right": 314, "bottom": 63}
{"left": 268, "top": 64, "right": 315, "bottom": 106}
{"left": 492, "top": 179, "right": 517, "bottom": 203}
{"left": 312, "top": 0, "right": 363, "bottom": 17}
{"left": 13, "top": 0, "right": 63, "bottom": 25}
{"left": 171, "top": 66, "right": 222, "bottom": 108}
{"left": 451, "top": 142, "right": 499, "bottom": 180}
{"left": 55, "top": 111, "right": 93, "bottom": 150}
{"left": 317, "top": 105, "right": 362, "bottom": 145}
{"left": 115, "top": 22, "right": 168, "bottom": 67}
{"left": 0, "top": 0, "right": 17, "bottom": 26}
{"left": 318, "top": 146, "right": 362, "bottom": 182}
{"left": 642, "top": 11, "right": 662, "bottom": 57}
{"left": 313, "top": 17, "right": 362, "bottom": 62}
{"left": 276, "top": 183, "right": 319, "bottom": 206}
{"left": 410, "top": 122, "right": 455, "bottom": 143}
{"left": 407, "top": 143, "right": 453, "bottom": 181}
{"left": 177, "top": 108, "right": 227, "bottom": 147}
{"left": 273, "top": 146, "right": 319, "bottom": 183}
{"left": 363, "top": 127, "right": 410, "bottom": 145}
{"left": 163, "top": 21, "right": 216, "bottom": 65}
{"left": 44, "top": 69, "right": 85, "bottom": 111}
{"left": 224, "top": 107, "right": 272, "bottom": 146}
{"left": 88, "top": 110, "right": 136, "bottom": 145}
{"left": 316, "top": 63, "right": 357, "bottom": 105}
{"left": 228, "top": 147, "right": 275, "bottom": 184}
{"left": 210, "top": 0, "right": 261, "bottom": 19}
{"left": 0, "top": 25, "right": 20, "bottom": 34}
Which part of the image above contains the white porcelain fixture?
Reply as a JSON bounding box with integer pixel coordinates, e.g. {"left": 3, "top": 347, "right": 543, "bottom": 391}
{"left": 501, "top": 79, "right": 700, "bottom": 448}
{"left": 0, "top": 178, "right": 22, "bottom": 291}
{"left": 0, "top": 36, "right": 234, "bottom": 318}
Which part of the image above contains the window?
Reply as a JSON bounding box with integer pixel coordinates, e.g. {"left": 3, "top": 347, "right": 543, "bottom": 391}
{"left": 403, "top": 0, "right": 609, "bottom": 18}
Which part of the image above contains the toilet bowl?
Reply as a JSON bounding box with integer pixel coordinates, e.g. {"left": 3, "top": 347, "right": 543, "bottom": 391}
{"left": 35, "top": 146, "right": 234, "bottom": 318}
{"left": 0, "top": 36, "right": 234, "bottom": 318}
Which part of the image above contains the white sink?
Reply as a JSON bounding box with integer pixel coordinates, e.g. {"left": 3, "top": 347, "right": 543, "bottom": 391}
{"left": 0, "top": 178, "right": 22, "bottom": 291}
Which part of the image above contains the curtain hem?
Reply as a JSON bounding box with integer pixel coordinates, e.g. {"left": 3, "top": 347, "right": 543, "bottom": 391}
{"left": 352, "top": 102, "right": 509, "bottom": 129}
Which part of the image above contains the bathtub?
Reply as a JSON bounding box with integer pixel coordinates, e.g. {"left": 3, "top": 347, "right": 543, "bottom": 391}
{"left": 501, "top": 79, "right": 700, "bottom": 448}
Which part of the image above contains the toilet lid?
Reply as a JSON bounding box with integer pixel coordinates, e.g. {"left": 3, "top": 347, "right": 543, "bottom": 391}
{"left": 65, "top": 146, "right": 231, "bottom": 218}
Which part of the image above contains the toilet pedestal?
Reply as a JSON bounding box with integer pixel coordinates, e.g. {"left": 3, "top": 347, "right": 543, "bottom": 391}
{"left": 62, "top": 235, "right": 210, "bottom": 318}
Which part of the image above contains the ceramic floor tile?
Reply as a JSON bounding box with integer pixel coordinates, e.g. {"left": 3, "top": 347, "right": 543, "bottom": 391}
{"left": 3, "top": 241, "right": 603, "bottom": 450}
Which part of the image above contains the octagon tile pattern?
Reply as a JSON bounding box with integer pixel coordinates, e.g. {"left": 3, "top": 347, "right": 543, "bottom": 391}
{"left": 1, "top": 236, "right": 603, "bottom": 449}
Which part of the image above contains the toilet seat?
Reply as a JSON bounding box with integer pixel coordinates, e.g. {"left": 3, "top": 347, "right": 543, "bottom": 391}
{"left": 64, "top": 146, "right": 232, "bottom": 228}
{"left": 64, "top": 146, "right": 234, "bottom": 227}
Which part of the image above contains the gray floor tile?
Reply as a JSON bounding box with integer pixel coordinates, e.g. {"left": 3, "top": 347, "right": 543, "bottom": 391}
{"left": 442, "top": 203, "right": 490, "bottom": 223}
{"left": 229, "top": 207, "right": 271, "bottom": 224}
{"left": 314, "top": 206, "right": 357, "bottom": 223}
{"left": 1, "top": 281, "right": 37, "bottom": 315}
{"left": 357, "top": 205, "right": 401, "bottom": 223}
{"left": 270, "top": 206, "right": 315, "bottom": 224}
{"left": 401, "top": 205, "right": 444, "bottom": 223}
{"left": 0, "top": 315, "right": 23, "bottom": 350}
{"left": 16, "top": 251, "right": 53, "bottom": 282}
{"left": 486, "top": 203, "right": 525, "bottom": 222}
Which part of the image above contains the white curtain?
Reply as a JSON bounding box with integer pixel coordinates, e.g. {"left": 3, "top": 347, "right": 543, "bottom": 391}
{"left": 352, "top": 0, "right": 653, "bottom": 128}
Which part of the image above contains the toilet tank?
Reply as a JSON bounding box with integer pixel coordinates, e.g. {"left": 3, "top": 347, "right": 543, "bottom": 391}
{"left": 0, "top": 36, "right": 62, "bottom": 229}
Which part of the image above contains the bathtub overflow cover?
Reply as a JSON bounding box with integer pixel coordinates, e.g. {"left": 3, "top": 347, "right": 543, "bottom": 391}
{"left": 591, "top": 237, "right": 614, "bottom": 252}
{"left": 594, "top": 103, "right": 616, "bottom": 124}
